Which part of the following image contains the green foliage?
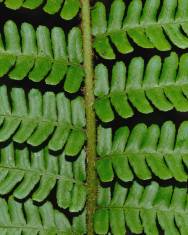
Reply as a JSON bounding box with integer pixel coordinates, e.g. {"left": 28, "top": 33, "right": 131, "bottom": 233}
{"left": 2, "top": 0, "right": 188, "bottom": 234}
{"left": 0, "top": 85, "right": 86, "bottom": 155}
{"left": 95, "top": 52, "right": 188, "bottom": 122}
{"left": 94, "top": 181, "right": 188, "bottom": 235}
{"left": 0, "top": 20, "right": 84, "bottom": 92}
{"left": 0, "top": 143, "right": 86, "bottom": 212}
{"left": 92, "top": 0, "right": 188, "bottom": 59}
{"left": 1, "top": 0, "right": 80, "bottom": 20}
{"left": 97, "top": 121, "right": 188, "bottom": 182}
{"left": 0, "top": 197, "right": 86, "bottom": 234}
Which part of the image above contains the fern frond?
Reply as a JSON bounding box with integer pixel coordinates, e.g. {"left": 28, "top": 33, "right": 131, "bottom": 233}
{"left": 92, "top": 0, "right": 188, "bottom": 59}
{"left": 0, "top": 85, "right": 86, "bottom": 155}
{"left": 94, "top": 181, "right": 188, "bottom": 235}
{"left": 1, "top": 0, "right": 80, "bottom": 20}
{"left": 0, "top": 197, "right": 86, "bottom": 234}
{"left": 0, "top": 143, "right": 86, "bottom": 212}
{"left": 94, "top": 52, "right": 188, "bottom": 122}
{"left": 96, "top": 121, "right": 188, "bottom": 182}
{"left": 0, "top": 20, "right": 84, "bottom": 92}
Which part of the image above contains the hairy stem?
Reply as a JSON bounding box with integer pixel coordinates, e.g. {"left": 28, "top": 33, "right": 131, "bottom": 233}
{"left": 80, "top": 1, "right": 97, "bottom": 235}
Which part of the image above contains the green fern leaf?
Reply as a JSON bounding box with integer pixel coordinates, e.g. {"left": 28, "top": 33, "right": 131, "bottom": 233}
{"left": 0, "top": 143, "right": 86, "bottom": 212}
{"left": 0, "top": 20, "right": 84, "bottom": 92}
{"left": 96, "top": 121, "right": 188, "bottom": 182}
{"left": 1, "top": 0, "right": 80, "bottom": 20}
{"left": 0, "top": 85, "right": 86, "bottom": 155}
{"left": 2, "top": 0, "right": 188, "bottom": 234}
{"left": 0, "top": 197, "right": 86, "bottom": 234}
{"left": 92, "top": 0, "right": 188, "bottom": 59}
{"left": 94, "top": 52, "right": 188, "bottom": 122}
{"left": 94, "top": 181, "right": 188, "bottom": 235}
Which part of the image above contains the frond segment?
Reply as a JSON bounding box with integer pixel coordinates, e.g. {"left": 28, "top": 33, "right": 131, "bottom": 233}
{"left": 0, "top": 197, "right": 86, "bottom": 234}
{"left": 0, "top": 20, "right": 84, "bottom": 92}
{"left": 97, "top": 121, "right": 188, "bottom": 182}
{"left": 92, "top": 0, "right": 188, "bottom": 59}
{"left": 0, "top": 143, "right": 86, "bottom": 212}
{"left": 94, "top": 181, "right": 188, "bottom": 235}
{"left": 94, "top": 52, "right": 188, "bottom": 122}
{"left": 0, "top": 85, "right": 86, "bottom": 155}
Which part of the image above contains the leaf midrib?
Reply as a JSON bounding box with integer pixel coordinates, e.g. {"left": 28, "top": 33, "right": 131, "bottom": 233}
{"left": 81, "top": 0, "right": 97, "bottom": 235}
{"left": 0, "top": 113, "right": 84, "bottom": 131}
{"left": 94, "top": 18, "right": 188, "bottom": 37}
{"left": 0, "top": 51, "right": 83, "bottom": 68}
{"left": 97, "top": 204, "right": 188, "bottom": 215}
{"left": 0, "top": 224, "right": 78, "bottom": 235}
{"left": 95, "top": 83, "right": 188, "bottom": 100}
{"left": 98, "top": 150, "right": 188, "bottom": 161}
{"left": 0, "top": 164, "right": 85, "bottom": 185}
